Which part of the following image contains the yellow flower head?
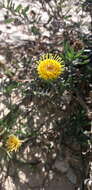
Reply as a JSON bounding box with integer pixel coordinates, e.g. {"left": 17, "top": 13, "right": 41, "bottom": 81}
{"left": 6, "top": 135, "right": 22, "bottom": 152}
{"left": 37, "top": 54, "right": 64, "bottom": 80}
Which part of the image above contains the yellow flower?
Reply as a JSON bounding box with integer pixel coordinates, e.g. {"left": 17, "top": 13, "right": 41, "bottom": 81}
{"left": 6, "top": 135, "right": 22, "bottom": 152}
{"left": 37, "top": 54, "right": 64, "bottom": 80}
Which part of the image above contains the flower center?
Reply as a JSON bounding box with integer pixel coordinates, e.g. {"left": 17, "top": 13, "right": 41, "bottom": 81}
{"left": 46, "top": 64, "right": 54, "bottom": 71}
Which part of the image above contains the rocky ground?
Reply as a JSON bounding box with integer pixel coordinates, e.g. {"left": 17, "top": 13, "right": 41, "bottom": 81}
{"left": 0, "top": 0, "right": 92, "bottom": 190}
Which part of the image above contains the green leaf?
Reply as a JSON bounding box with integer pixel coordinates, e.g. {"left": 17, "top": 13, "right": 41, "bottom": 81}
{"left": 67, "top": 51, "right": 74, "bottom": 59}
{"left": 31, "top": 26, "right": 40, "bottom": 35}
{"left": 79, "top": 60, "right": 89, "bottom": 65}
{"left": 4, "top": 18, "right": 15, "bottom": 24}
{"left": 22, "top": 5, "right": 30, "bottom": 16}
{"left": 15, "top": 4, "right": 22, "bottom": 13}
{"left": 64, "top": 15, "right": 72, "bottom": 19}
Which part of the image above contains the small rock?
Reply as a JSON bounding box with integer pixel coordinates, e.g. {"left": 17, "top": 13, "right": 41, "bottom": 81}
{"left": 54, "top": 159, "right": 69, "bottom": 173}
{"left": 67, "top": 168, "right": 77, "bottom": 184}
{"left": 0, "top": 55, "right": 6, "bottom": 66}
